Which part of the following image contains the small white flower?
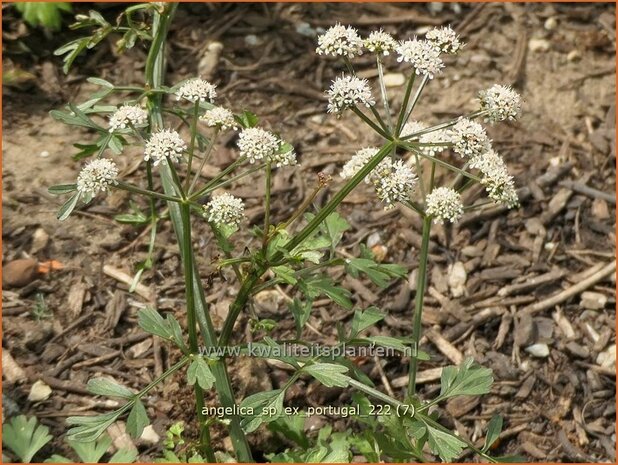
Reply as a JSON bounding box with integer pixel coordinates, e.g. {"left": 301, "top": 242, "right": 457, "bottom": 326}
{"left": 400, "top": 120, "right": 427, "bottom": 139}
{"left": 237, "top": 127, "right": 280, "bottom": 164}
{"left": 426, "top": 26, "right": 463, "bottom": 55}
{"left": 76, "top": 158, "right": 119, "bottom": 195}
{"left": 419, "top": 129, "right": 451, "bottom": 157}
{"left": 370, "top": 158, "right": 417, "bottom": 209}
{"left": 450, "top": 118, "right": 491, "bottom": 158}
{"left": 471, "top": 150, "right": 519, "bottom": 208}
{"left": 340, "top": 147, "right": 379, "bottom": 180}
{"left": 364, "top": 30, "right": 397, "bottom": 55}
{"left": 270, "top": 146, "right": 297, "bottom": 167}
{"left": 426, "top": 187, "right": 464, "bottom": 224}
{"left": 108, "top": 105, "right": 148, "bottom": 132}
{"left": 175, "top": 78, "right": 217, "bottom": 103}
{"left": 396, "top": 39, "right": 444, "bottom": 79}
{"left": 205, "top": 193, "right": 245, "bottom": 227}
{"left": 144, "top": 129, "right": 187, "bottom": 166}
{"left": 326, "top": 75, "right": 375, "bottom": 114}
{"left": 479, "top": 84, "right": 522, "bottom": 123}
{"left": 316, "top": 23, "right": 363, "bottom": 58}
{"left": 200, "top": 107, "right": 238, "bottom": 131}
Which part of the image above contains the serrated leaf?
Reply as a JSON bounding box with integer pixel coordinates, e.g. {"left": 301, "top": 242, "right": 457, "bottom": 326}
{"left": 268, "top": 414, "right": 308, "bottom": 448}
{"left": 72, "top": 143, "right": 99, "bottom": 161}
{"left": 2, "top": 415, "right": 52, "bottom": 463}
{"left": 483, "top": 414, "right": 503, "bottom": 452}
{"left": 240, "top": 389, "right": 285, "bottom": 433}
{"left": 346, "top": 258, "right": 407, "bottom": 288}
{"left": 366, "top": 335, "right": 408, "bottom": 352}
{"left": 236, "top": 110, "right": 258, "bottom": 128}
{"left": 66, "top": 412, "right": 120, "bottom": 442}
{"left": 67, "top": 434, "right": 112, "bottom": 463}
{"left": 44, "top": 454, "right": 72, "bottom": 463}
{"left": 300, "top": 276, "right": 352, "bottom": 309}
{"left": 187, "top": 357, "right": 215, "bottom": 390}
{"left": 87, "top": 377, "right": 134, "bottom": 399}
{"left": 439, "top": 357, "right": 493, "bottom": 400}
{"left": 322, "top": 212, "right": 349, "bottom": 251}
{"left": 350, "top": 307, "right": 384, "bottom": 338}
{"left": 272, "top": 265, "right": 297, "bottom": 285}
{"left": 289, "top": 298, "right": 311, "bottom": 338}
{"left": 137, "top": 307, "right": 171, "bottom": 340}
{"left": 48, "top": 184, "right": 77, "bottom": 195}
{"left": 303, "top": 363, "right": 351, "bottom": 388}
{"left": 126, "top": 400, "right": 149, "bottom": 439}
{"left": 426, "top": 423, "right": 466, "bottom": 462}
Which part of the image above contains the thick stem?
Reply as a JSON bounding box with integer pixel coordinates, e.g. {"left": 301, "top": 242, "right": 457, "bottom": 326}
{"left": 407, "top": 215, "right": 432, "bottom": 396}
{"left": 180, "top": 203, "right": 215, "bottom": 462}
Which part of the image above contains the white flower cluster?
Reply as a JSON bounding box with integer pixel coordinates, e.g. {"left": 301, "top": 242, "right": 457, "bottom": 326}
{"left": 470, "top": 150, "right": 519, "bottom": 207}
{"left": 108, "top": 105, "right": 148, "bottom": 132}
{"left": 364, "top": 30, "right": 397, "bottom": 55}
{"left": 419, "top": 129, "right": 451, "bottom": 157}
{"left": 340, "top": 147, "right": 379, "bottom": 180}
{"left": 77, "top": 158, "right": 119, "bottom": 195}
{"left": 401, "top": 120, "right": 427, "bottom": 139}
{"left": 479, "top": 84, "right": 522, "bottom": 123}
{"left": 237, "top": 127, "right": 296, "bottom": 166}
{"left": 326, "top": 75, "right": 375, "bottom": 114}
{"left": 396, "top": 38, "right": 444, "bottom": 79}
{"left": 449, "top": 118, "right": 491, "bottom": 158}
{"left": 425, "top": 26, "right": 463, "bottom": 55}
{"left": 370, "top": 158, "right": 417, "bottom": 209}
{"left": 144, "top": 129, "right": 187, "bottom": 166}
{"left": 200, "top": 107, "right": 238, "bottom": 131}
{"left": 205, "top": 193, "right": 245, "bottom": 227}
{"left": 316, "top": 23, "right": 363, "bottom": 58}
{"left": 175, "top": 78, "right": 217, "bottom": 103}
{"left": 426, "top": 187, "right": 464, "bottom": 224}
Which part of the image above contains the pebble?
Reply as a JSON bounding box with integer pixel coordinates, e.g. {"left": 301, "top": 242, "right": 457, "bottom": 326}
{"left": 544, "top": 17, "right": 558, "bottom": 31}
{"left": 139, "top": 425, "right": 160, "bottom": 445}
{"left": 382, "top": 73, "right": 405, "bottom": 88}
{"left": 39, "top": 150, "right": 50, "bottom": 158}
{"left": 591, "top": 198, "right": 610, "bottom": 220}
{"left": 366, "top": 232, "right": 381, "bottom": 248}
{"left": 529, "top": 38, "right": 551, "bottom": 53}
{"left": 30, "top": 228, "right": 49, "bottom": 254}
{"left": 447, "top": 261, "right": 467, "bottom": 298}
{"left": 28, "top": 380, "right": 52, "bottom": 402}
{"left": 581, "top": 291, "right": 607, "bottom": 310}
{"left": 2, "top": 258, "right": 38, "bottom": 288}
{"left": 525, "top": 343, "right": 550, "bottom": 358}
{"left": 567, "top": 49, "right": 581, "bottom": 62}
{"left": 597, "top": 345, "right": 615, "bottom": 368}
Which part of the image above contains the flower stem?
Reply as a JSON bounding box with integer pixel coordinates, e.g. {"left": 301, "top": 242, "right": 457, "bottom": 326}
{"left": 402, "top": 74, "right": 429, "bottom": 128}
{"left": 407, "top": 215, "right": 432, "bottom": 396}
{"left": 262, "top": 162, "right": 272, "bottom": 249}
{"left": 352, "top": 106, "right": 391, "bottom": 140}
{"left": 116, "top": 181, "right": 183, "bottom": 203}
{"left": 184, "top": 101, "right": 200, "bottom": 192}
{"left": 376, "top": 55, "right": 392, "bottom": 131}
{"left": 395, "top": 73, "right": 415, "bottom": 135}
{"left": 188, "top": 128, "right": 219, "bottom": 196}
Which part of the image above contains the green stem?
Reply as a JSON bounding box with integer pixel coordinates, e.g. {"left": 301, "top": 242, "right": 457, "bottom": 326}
{"left": 376, "top": 55, "right": 392, "bottom": 131}
{"left": 116, "top": 181, "right": 183, "bottom": 203}
{"left": 262, "top": 162, "right": 272, "bottom": 249}
{"left": 185, "top": 101, "right": 200, "bottom": 192}
{"left": 188, "top": 157, "right": 247, "bottom": 201}
{"left": 408, "top": 215, "right": 432, "bottom": 396}
{"left": 402, "top": 74, "right": 429, "bottom": 126}
{"left": 401, "top": 144, "right": 481, "bottom": 183}
{"left": 180, "top": 203, "right": 214, "bottom": 461}
{"left": 188, "top": 128, "right": 219, "bottom": 195}
{"left": 351, "top": 106, "right": 392, "bottom": 140}
{"left": 395, "top": 73, "right": 415, "bottom": 135}
{"left": 400, "top": 110, "right": 487, "bottom": 142}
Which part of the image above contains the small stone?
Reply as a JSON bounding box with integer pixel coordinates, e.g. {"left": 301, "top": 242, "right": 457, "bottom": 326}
{"left": 525, "top": 343, "right": 550, "bottom": 358}
{"left": 382, "top": 73, "right": 405, "bottom": 88}
{"left": 596, "top": 345, "right": 615, "bottom": 368}
{"left": 2, "top": 351, "right": 27, "bottom": 384}
{"left": 254, "top": 290, "right": 281, "bottom": 313}
{"left": 591, "top": 198, "right": 610, "bottom": 220}
{"left": 528, "top": 38, "right": 550, "bottom": 52}
{"left": 108, "top": 422, "right": 138, "bottom": 454}
{"left": 30, "top": 228, "right": 49, "bottom": 254}
{"left": 567, "top": 49, "right": 581, "bottom": 62}
{"left": 447, "top": 262, "right": 467, "bottom": 298}
{"left": 127, "top": 339, "right": 152, "bottom": 359}
{"left": 544, "top": 17, "right": 558, "bottom": 31}
{"left": 371, "top": 244, "right": 388, "bottom": 262}
{"left": 244, "top": 34, "right": 261, "bottom": 46}
{"left": 40, "top": 150, "right": 50, "bottom": 158}
{"left": 366, "top": 232, "right": 381, "bottom": 248}
{"left": 139, "top": 425, "right": 160, "bottom": 445}
{"left": 581, "top": 291, "right": 607, "bottom": 310}
{"left": 28, "top": 380, "right": 52, "bottom": 402}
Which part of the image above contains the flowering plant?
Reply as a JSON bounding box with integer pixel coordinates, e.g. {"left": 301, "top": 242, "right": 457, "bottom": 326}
{"left": 48, "top": 5, "right": 522, "bottom": 463}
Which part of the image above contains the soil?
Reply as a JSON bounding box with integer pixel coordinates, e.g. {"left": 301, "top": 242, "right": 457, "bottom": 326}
{"left": 2, "top": 2, "right": 616, "bottom": 463}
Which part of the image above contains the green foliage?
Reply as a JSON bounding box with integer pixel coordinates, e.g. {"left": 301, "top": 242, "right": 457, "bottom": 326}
{"left": 87, "top": 377, "right": 134, "bottom": 399}
{"left": 439, "top": 357, "right": 494, "bottom": 400}
{"left": 299, "top": 275, "right": 352, "bottom": 309}
{"left": 2, "top": 415, "right": 52, "bottom": 463}
{"left": 15, "top": 2, "right": 71, "bottom": 31}
{"left": 267, "top": 425, "right": 352, "bottom": 463}
{"left": 240, "top": 389, "right": 285, "bottom": 433}
{"left": 138, "top": 307, "right": 187, "bottom": 353}
{"left": 186, "top": 356, "right": 215, "bottom": 390}
{"left": 303, "top": 363, "right": 351, "bottom": 388}
{"left": 126, "top": 400, "right": 149, "bottom": 439}
{"left": 425, "top": 422, "right": 467, "bottom": 462}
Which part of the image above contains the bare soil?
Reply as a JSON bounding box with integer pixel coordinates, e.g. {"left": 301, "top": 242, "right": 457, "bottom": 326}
{"left": 2, "top": 2, "right": 616, "bottom": 462}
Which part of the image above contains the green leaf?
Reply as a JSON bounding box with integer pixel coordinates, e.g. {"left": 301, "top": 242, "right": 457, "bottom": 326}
{"left": 72, "top": 143, "right": 99, "bottom": 161}
{"left": 439, "top": 357, "right": 493, "bottom": 400}
{"left": 2, "top": 415, "right": 52, "bottom": 463}
{"left": 303, "top": 363, "right": 351, "bottom": 388}
{"left": 350, "top": 306, "right": 384, "bottom": 338}
{"left": 67, "top": 434, "right": 112, "bottom": 463}
{"left": 322, "top": 212, "right": 349, "bottom": 251}
{"left": 268, "top": 415, "right": 308, "bottom": 448}
{"left": 272, "top": 265, "right": 297, "bottom": 285}
{"left": 126, "top": 400, "right": 149, "bottom": 439}
{"left": 289, "top": 298, "right": 311, "bottom": 338}
{"left": 346, "top": 258, "right": 407, "bottom": 288}
{"left": 366, "top": 335, "right": 409, "bottom": 353}
{"left": 66, "top": 412, "right": 120, "bottom": 442}
{"left": 109, "top": 447, "right": 139, "bottom": 463}
{"left": 236, "top": 110, "right": 258, "bottom": 128}
{"left": 87, "top": 377, "right": 134, "bottom": 399}
{"left": 87, "top": 77, "right": 114, "bottom": 89}
{"left": 240, "top": 389, "right": 285, "bottom": 433}
{"left": 57, "top": 192, "right": 80, "bottom": 221}
{"left": 187, "top": 357, "right": 215, "bottom": 390}
{"left": 483, "top": 414, "right": 503, "bottom": 452}
{"left": 426, "top": 423, "right": 466, "bottom": 462}
{"left": 137, "top": 307, "right": 187, "bottom": 352}
{"left": 300, "top": 276, "right": 352, "bottom": 309}
{"left": 44, "top": 454, "right": 72, "bottom": 463}
{"left": 114, "top": 213, "right": 149, "bottom": 225}
{"left": 48, "top": 184, "right": 77, "bottom": 195}
{"left": 15, "top": 2, "right": 71, "bottom": 31}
